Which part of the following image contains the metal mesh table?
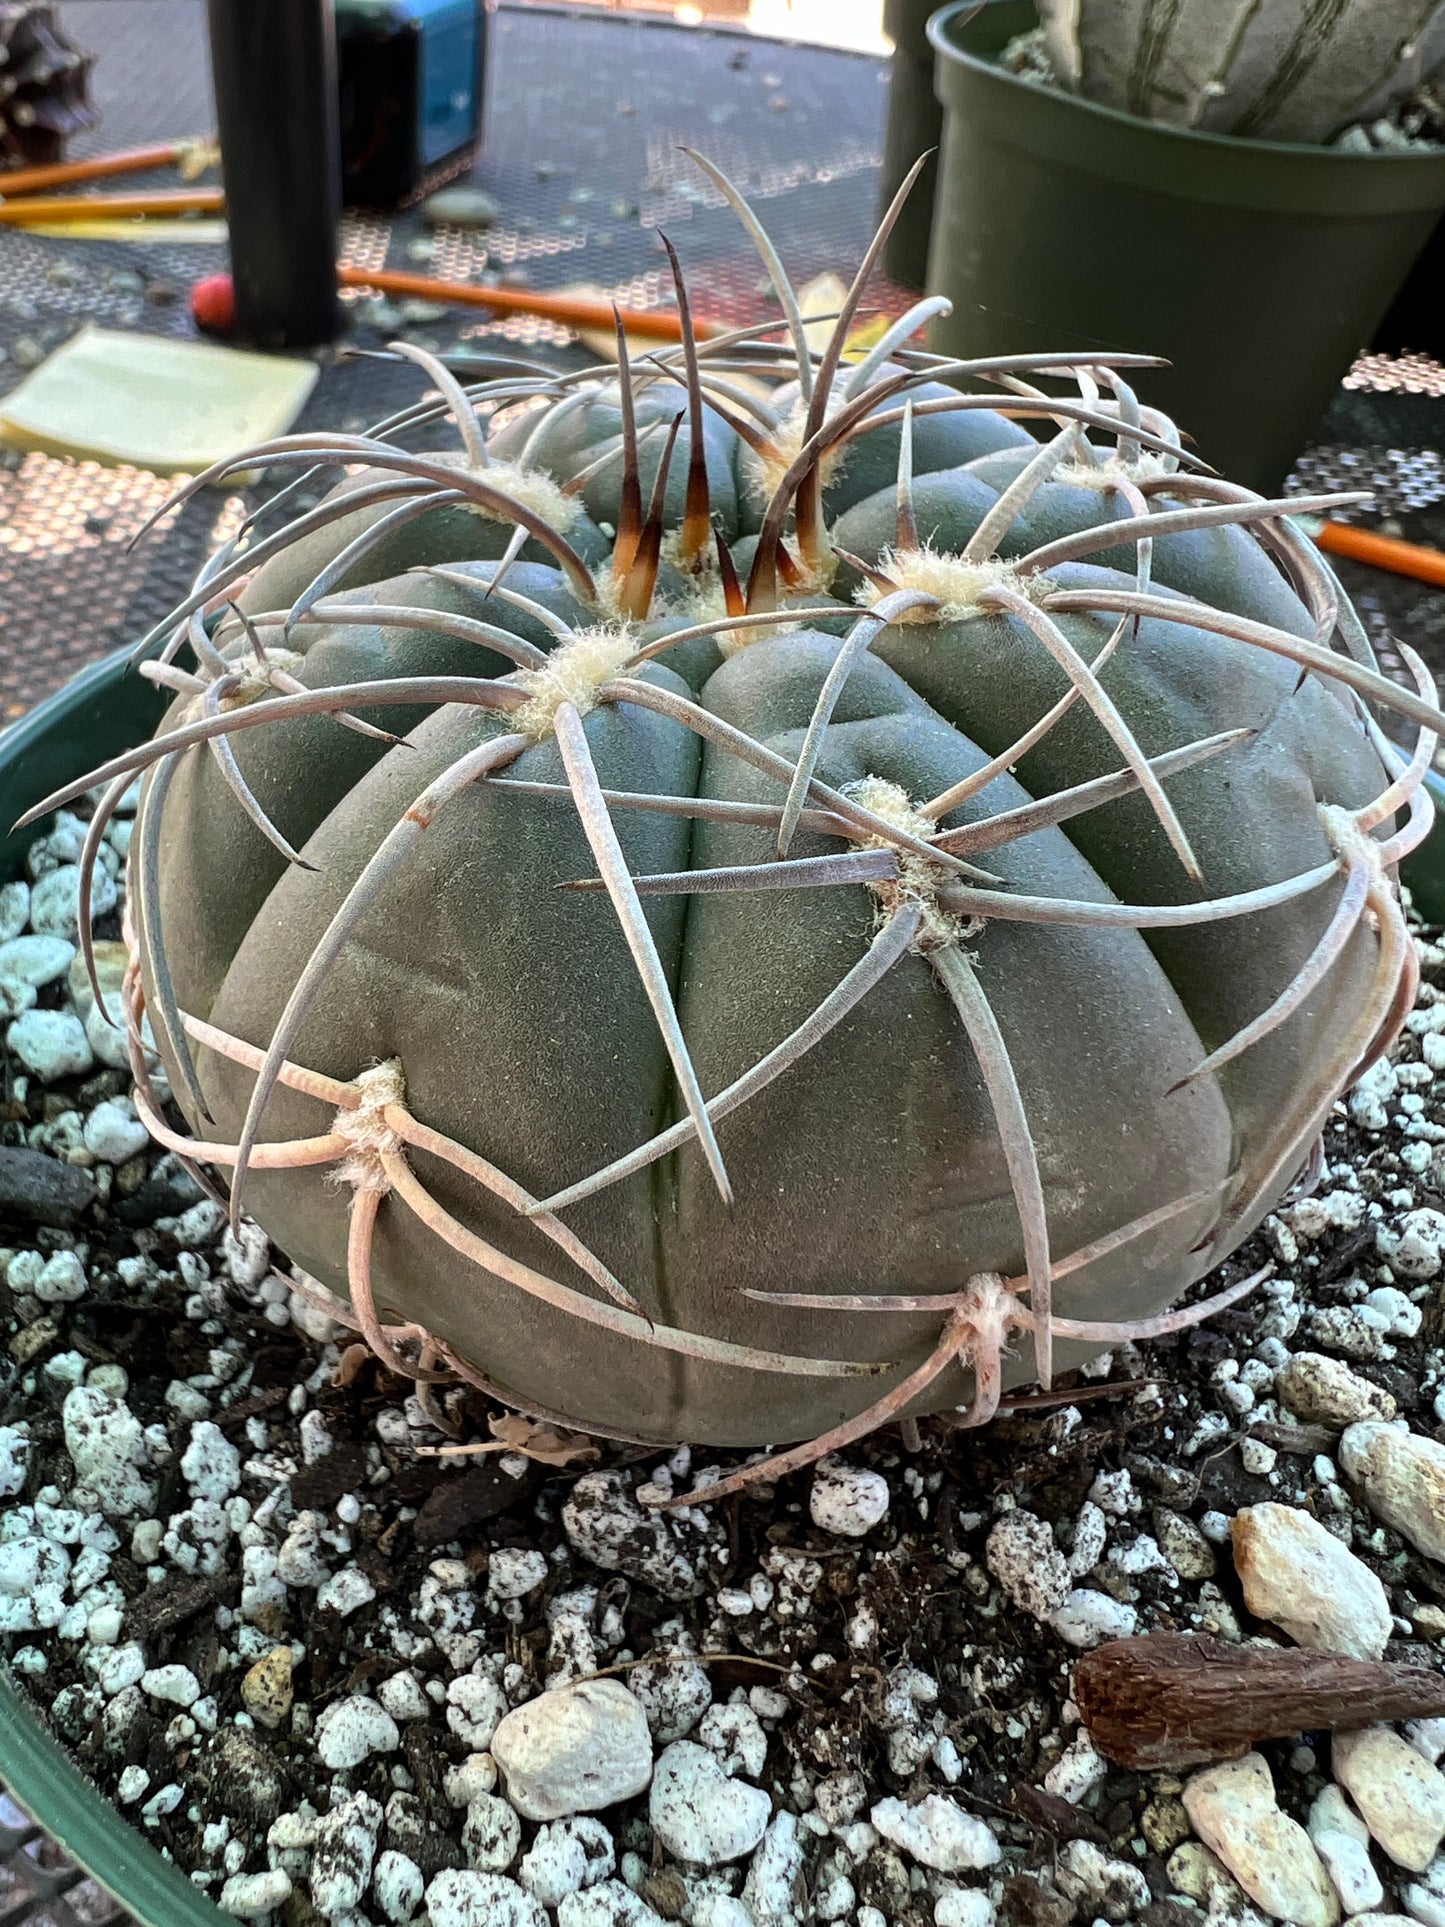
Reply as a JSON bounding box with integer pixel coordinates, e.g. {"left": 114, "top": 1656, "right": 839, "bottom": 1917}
{"left": 0, "top": 1796, "right": 129, "bottom": 1927}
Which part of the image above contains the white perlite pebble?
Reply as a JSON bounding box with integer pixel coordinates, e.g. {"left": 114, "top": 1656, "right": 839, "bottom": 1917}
{"left": 64, "top": 1387, "right": 156, "bottom": 1518}
{"left": 1056, "top": 1840, "right": 1151, "bottom": 1920}
{"left": 697, "top": 1702, "right": 768, "bottom": 1780}
{"left": 318, "top": 1566, "right": 377, "bottom": 1617}
{"left": 809, "top": 1459, "right": 890, "bottom": 1537}
{"left": 220, "top": 1871, "right": 293, "bottom": 1918}
{"left": 649, "top": 1741, "right": 771, "bottom": 1866}
{"left": 491, "top": 1680, "right": 653, "bottom": 1822}
{"left": 181, "top": 1421, "right": 241, "bottom": 1502}
{"left": 934, "top": 1891, "right": 995, "bottom": 1927}
{"left": 1046, "top": 1589, "right": 1138, "bottom": 1649}
{"left": 1377, "top": 1211, "right": 1445, "bottom": 1279}
{"left": 0, "top": 882, "right": 29, "bottom": 942}
{"left": 30, "top": 864, "right": 115, "bottom": 937}
{"left": 426, "top": 1870, "right": 547, "bottom": 1927}
{"left": 1334, "top": 1727, "right": 1445, "bottom": 1872}
{"left": 379, "top": 1671, "right": 431, "bottom": 1723}
{"left": 1312, "top": 1786, "right": 1373, "bottom": 1851}
{"left": 1184, "top": 1753, "right": 1340, "bottom": 1927}
{"left": 0, "top": 934, "right": 74, "bottom": 991}
{"left": 7, "top": 1009, "right": 93, "bottom": 1080}
{"left": 141, "top": 1664, "right": 200, "bottom": 1707}
{"left": 562, "top": 1470, "right": 715, "bottom": 1600}
{"left": 870, "top": 1795, "right": 1001, "bottom": 1875}
{"left": 1277, "top": 1354, "right": 1397, "bottom": 1428}
{"left": 518, "top": 1818, "right": 615, "bottom": 1907}
{"left": 630, "top": 1651, "right": 712, "bottom": 1743}
{"left": 743, "top": 1811, "right": 805, "bottom": 1927}
{"left": 375, "top": 1851, "right": 425, "bottom": 1925}
{"left": 33, "top": 1251, "right": 86, "bottom": 1304}
{"left": 463, "top": 1795, "right": 522, "bottom": 1872}
{"left": 985, "top": 1510, "right": 1070, "bottom": 1619}
{"left": 83, "top": 1099, "right": 151, "bottom": 1165}
{"left": 556, "top": 1881, "right": 665, "bottom": 1927}
{"left": 447, "top": 1675, "right": 508, "bottom": 1750}
{"left": 1340, "top": 1423, "right": 1445, "bottom": 1564}
{"left": 312, "top": 1792, "right": 383, "bottom": 1918}
{"left": 0, "top": 1425, "right": 29, "bottom": 1497}
{"left": 1231, "top": 1504, "right": 1391, "bottom": 1660}
{"left": 1043, "top": 1733, "right": 1109, "bottom": 1804}
{"left": 488, "top": 1547, "right": 548, "bottom": 1600}
{"left": 315, "top": 1695, "right": 401, "bottom": 1770}
{"left": 1314, "top": 1829, "right": 1385, "bottom": 1916}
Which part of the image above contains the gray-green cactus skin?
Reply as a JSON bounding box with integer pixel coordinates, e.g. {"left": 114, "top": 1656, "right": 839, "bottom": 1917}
{"left": 1039, "top": 0, "right": 1445, "bottom": 144}
{"left": 44, "top": 156, "right": 1433, "bottom": 1497}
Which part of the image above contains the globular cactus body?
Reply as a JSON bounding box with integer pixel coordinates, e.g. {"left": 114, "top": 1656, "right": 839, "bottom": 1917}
{"left": 41, "top": 155, "right": 1441, "bottom": 1505}
{"left": 1039, "top": 0, "right": 1445, "bottom": 144}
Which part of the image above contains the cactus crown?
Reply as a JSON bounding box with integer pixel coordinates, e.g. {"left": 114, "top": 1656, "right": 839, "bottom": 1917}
{"left": 29, "top": 153, "right": 1445, "bottom": 1507}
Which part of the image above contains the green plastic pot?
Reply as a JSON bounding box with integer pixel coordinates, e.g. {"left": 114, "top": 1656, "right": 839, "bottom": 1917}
{"left": 878, "top": 0, "right": 943, "bottom": 288}
{"left": 0, "top": 648, "right": 218, "bottom": 1927}
{"left": 924, "top": 0, "right": 1445, "bottom": 493}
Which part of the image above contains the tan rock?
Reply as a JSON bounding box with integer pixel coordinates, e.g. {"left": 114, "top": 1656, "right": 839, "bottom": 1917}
{"left": 1232, "top": 1504, "right": 1391, "bottom": 1660}
{"left": 240, "top": 1646, "right": 294, "bottom": 1731}
{"left": 1333, "top": 1726, "right": 1445, "bottom": 1873}
{"left": 1183, "top": 1752, "right": 1340, "bottom": 1927}
{"left": 1276, "top": 1354, "right": 1396, "bottom": 1429}
{"left": 1340, "top": 1424, "right": 1445, "bottom": 1564}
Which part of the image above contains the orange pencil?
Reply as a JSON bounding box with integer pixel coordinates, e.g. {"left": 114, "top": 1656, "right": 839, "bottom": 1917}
{"left": 338, "top": 264, "right": 715, "bottom": 344}
{"left": 0, "top": 188, "right": 225, "bottom": 225}
{"left": 1315, "top": 518, "right": 1445, "bottom": 590}
{"left": 0, "top": 143, "right": 189, "bottom": 199}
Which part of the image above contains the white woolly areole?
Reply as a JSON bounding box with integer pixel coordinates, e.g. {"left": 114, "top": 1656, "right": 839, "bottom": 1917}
{"left": 334, "top": 1060, "right": 406, "bottom": 1195}
{"left": 1055, "top": 451, "right": 1173, "bottom": 492}
{"left": 855, "top": 547, "right": 1035, "bottom": 624}
{"left": 844, "top": 776, "right": 968, "bottom": 953}
{"left": 472, "top": 459, "right": 582, "bottom": 534}
{"left": 511, "top": 625, "right": 636, "bottom": 740}
{"left": 756, "top": 395, "right": 847, "bottom": 500}
{"left": 183, "top": 648, "right": 305, "bottom": 722}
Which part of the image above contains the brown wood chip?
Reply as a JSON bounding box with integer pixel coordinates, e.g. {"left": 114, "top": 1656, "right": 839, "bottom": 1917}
{"left": 1075, "top": 1631, "right": 1445, "bottom": 1770}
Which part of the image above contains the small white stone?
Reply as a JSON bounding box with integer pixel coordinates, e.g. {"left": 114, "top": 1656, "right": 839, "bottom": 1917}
{"left": 518, "top": 1817, "right": 615, "bottom": 1907}
{"left": 314, "top": 1695, "right": 400, "bottom": 1771}
{"left": 1231, "top": 1503, "right": 1391, "bottom": 1659}
{"left": 181, "top": 1422, "right": 241, "bottom": 1502}
{"left": 697, "top": 1702, "right": 767, "bottom": 1780}
{"left": 425, "top": 1870, "right": 547, "bottom": 1927}
{"left": 379, "top": 1672, "right": 431, "bottom": 1723}
{"left": 1314, "top": 1829, "right": 1385, "bottom": 1916}
{"left": 63, "top": 1386, "right": 155, "bottom": 1519}
{"left": 808, "top": 1460, "right": 890, "bottom": 1537}
{"left": 1047, "top": 1589, "right": 1138, "bottom": 1649}
{"left": 318, "top": 1566, "right": 377, "bottom": 1617}
{"left": 649, "top": 1741, "right": 771, "bottom": 1866}
{"left": 1043, "top": 1733, "right": 1108, "bottom": 1804}
{"left": 374, "top": 1850, "right": 425, "bottom": 1925}
{"left": 447, "top": 1674, "right": 508, "bottom": 1750}
{"left": 555, "top": 1880, "right": 664, "bottom": 1927}
{"left": 1408, "top": 1724, "right": 1445, "bottom": 1768}
{"left": 221, "top": 1870, "right": 293, "bottom": 1918}
{"left": 1183, "top": 1752, "right": 1339, "bottom": 1927}
{"left": 742, "top": 1810, "right": 805, "bottom": 1927}
{"left": 460, "top": 1793, "right": 520, "bottom": 1874}
{"left": 8, "top": 1008, "right": 93, "bottom": 1080}
{"left": 30, "top": 864, "right": 115, "bottom": 937}
{"left": 630, "top": 1651, "right": 711, "bottom": 1743}
{"left": 870, "top": 1795, "right": 1001, "bottom": 1874}
{"left": 0, "top": 1425, "right": 29, "bottom": 1498}
{"left": 934, "top": 1889, "right": 994, "bottom": 1927}
{"left": 985, "top": 1510, "right": 1070, "bottom": 1619}
{"left": 1334, "top": 1727, "right": 1445, "bottom": 1872}
{"left": 32, "top": 1250, "right": 86, "bottom": 1304}
{"left": 445, "top": 1756, "right": 499, "bottom": 1808}
{"left": 1312, "top": 1786, "right": 1373, "bottom": 1851}
{"left": 1278, "top": 1355, "right": 1396, "bottom": 1429}
{"left": 141, "top": 1664, "right": 200, "bottom": 1707}
{"left": 1056, "top": 1840, "right": 1151, "bottom": 1920}
{"left": 492, "top": 1679, "right": 653, "bottom": 1822}
{"left": 0, "top": 881, "right": 29, "bottom": 942}
{"left": 488, "top": 1547, "right": 548, "bottom": 1601}
{"left": 1377, "top": 1211, "right": 1445, "bottom": 1279}
{"left": 1341, "top": 1424, "right": 1445, "bottom": 1564}
{"left": 83, "top": 1098, "right": 151, "bottom": 1166}
{"left": 275, "top": 1513, "right": 331, "bottom": 1588}
{"left": 311, "top": 1792, "right": 383, "bottom": 1918}
{"left": 116, "top": 1764, "right": 150, "bottom": 1804}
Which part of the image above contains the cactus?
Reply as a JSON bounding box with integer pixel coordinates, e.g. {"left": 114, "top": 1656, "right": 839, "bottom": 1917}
{"left": 34, "top": 157, "right": 1443, "bottom": 1508}
{"left": 1036, "top": 0, "right": 1445, "bottom": 145}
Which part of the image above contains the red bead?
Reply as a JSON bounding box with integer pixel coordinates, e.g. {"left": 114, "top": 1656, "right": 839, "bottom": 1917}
{"left": 190, "top": 273, "right": 237, "bottom": 336}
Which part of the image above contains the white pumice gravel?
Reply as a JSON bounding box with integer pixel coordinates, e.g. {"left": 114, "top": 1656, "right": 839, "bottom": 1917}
{"left": 14, "top": 811, "right": 1445, "bottom": 1927}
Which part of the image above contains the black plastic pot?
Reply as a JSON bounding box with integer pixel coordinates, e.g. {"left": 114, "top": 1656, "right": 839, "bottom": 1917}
{"left": 924, "top": 0, "right": 1445, "bottom": 492}
{"left": 877, "top": 0, "right": 943, "bottom": 289}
